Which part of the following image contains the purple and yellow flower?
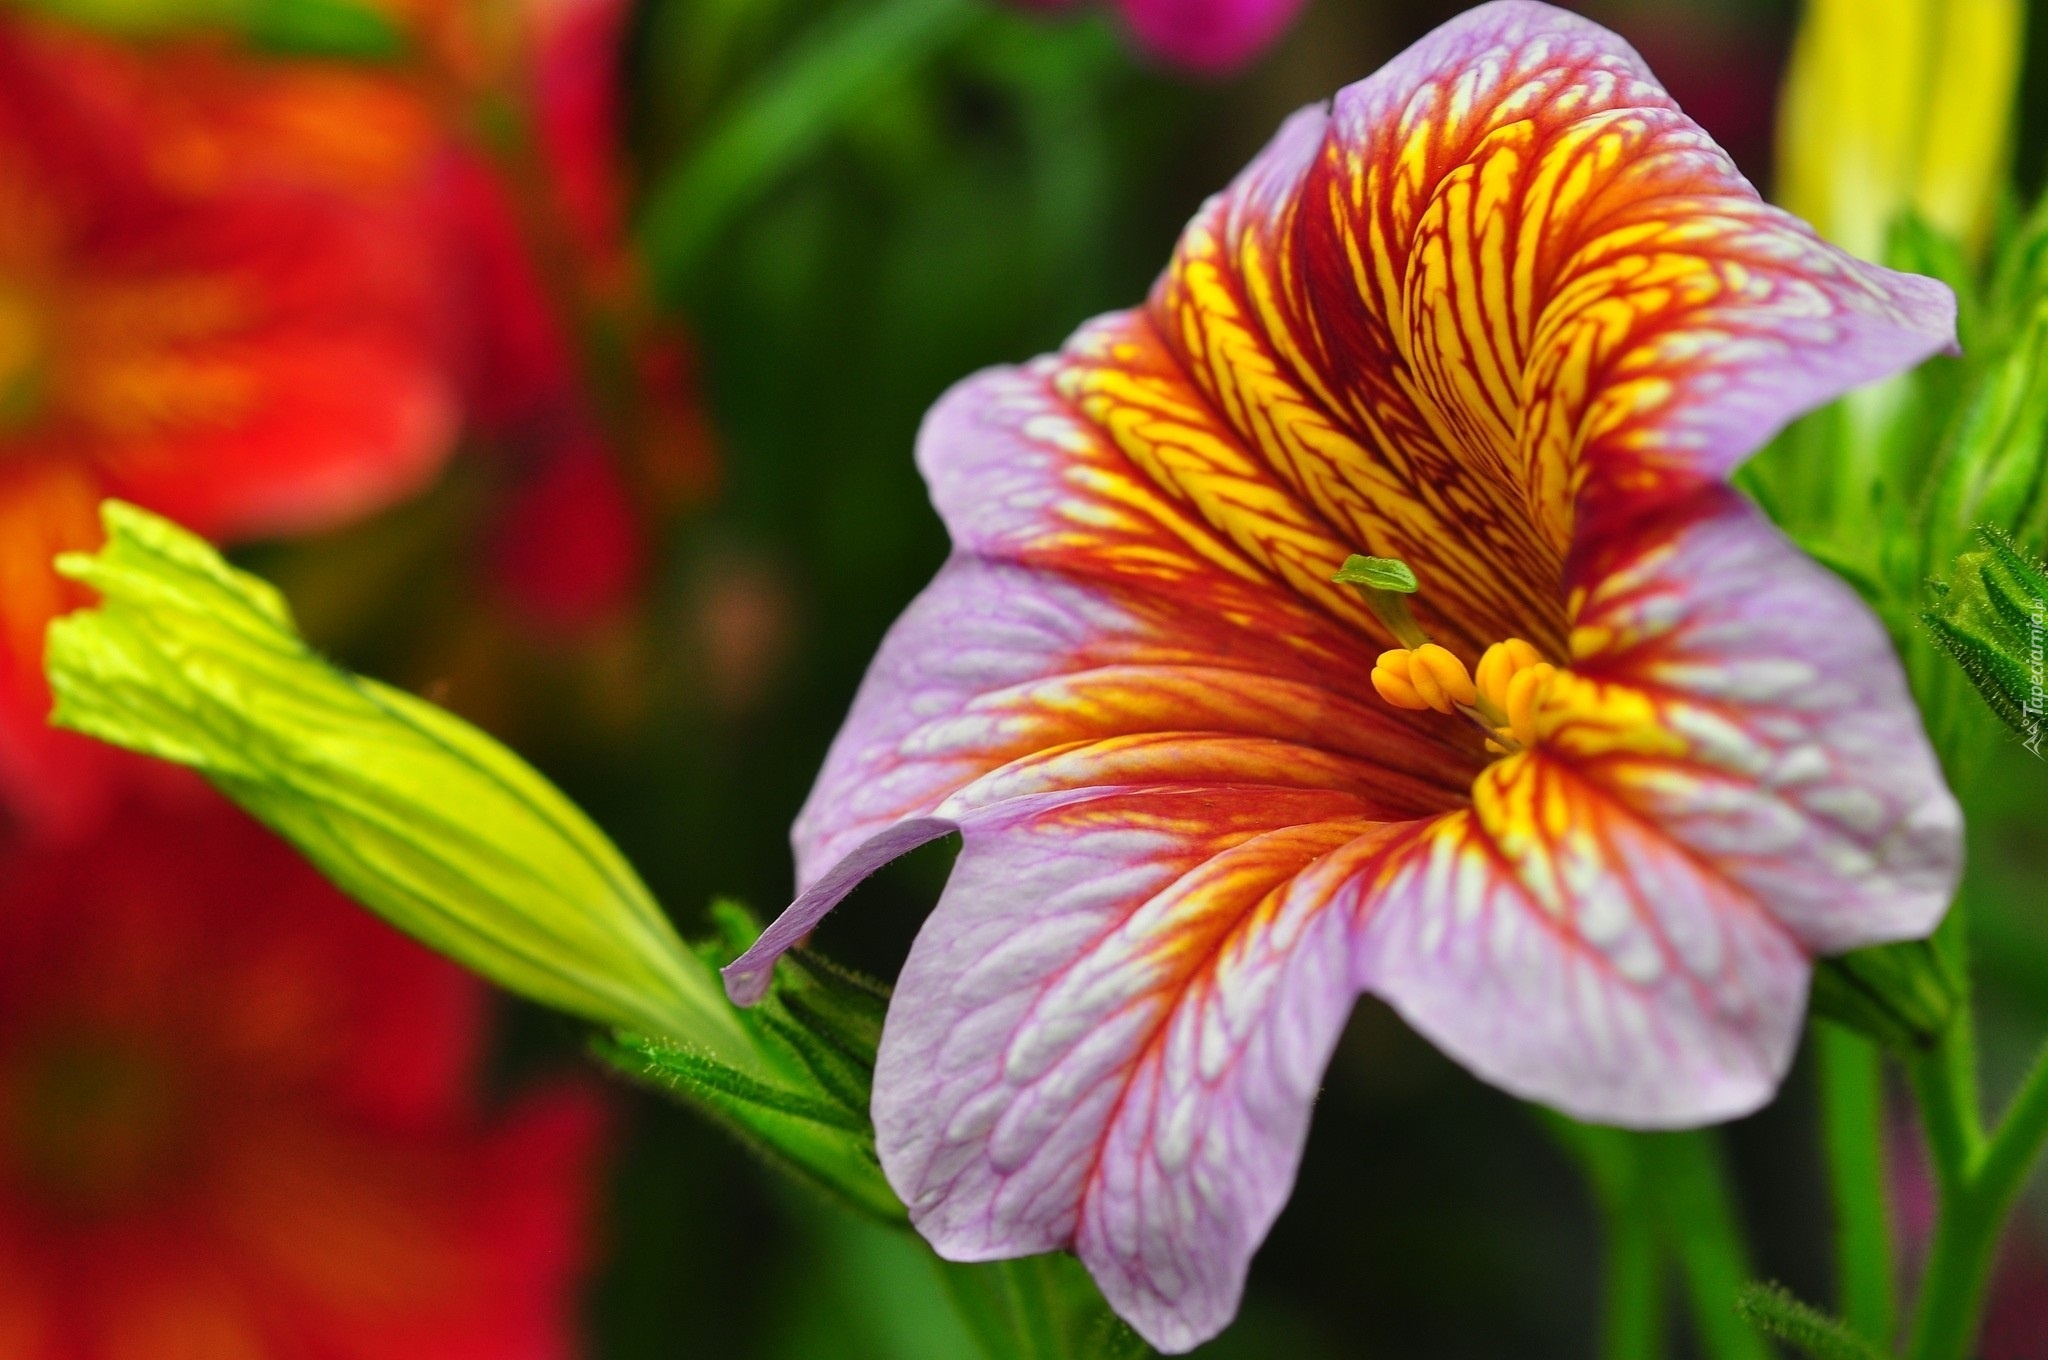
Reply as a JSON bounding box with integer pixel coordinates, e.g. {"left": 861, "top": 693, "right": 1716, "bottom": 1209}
{"left": 726, "top": 3, "right": 1964, "bottom": 1350}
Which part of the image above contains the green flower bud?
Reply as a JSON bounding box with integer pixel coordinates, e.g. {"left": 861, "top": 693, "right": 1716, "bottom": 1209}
{"left": 1779, "top": 0, "right": 2023, "bottom": 262}
{"left": 1923, "top": 524, "right": 2048, "bottom": 752}
{"left": 45, "top": 501, "right": 758, "bottom": 1071}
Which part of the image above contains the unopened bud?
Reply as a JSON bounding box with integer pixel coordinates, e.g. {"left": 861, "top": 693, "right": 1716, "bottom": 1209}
{"left": 1924, "top": 524, "right": 2048, "bottom": 752}
{"left": 45, "top": 501, "right": 759, "bottom": 1069}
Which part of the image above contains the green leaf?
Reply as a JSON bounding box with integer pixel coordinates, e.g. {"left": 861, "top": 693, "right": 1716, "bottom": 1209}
{"left": 1736, "top": 1282, "right": 1890, "bottom": 1360}
{"left": 934, "top": 1254, "right": 1154, "bottom": 1360}
{"left": 243, "top": 0, "right": 407, "bottom": 59}
{"left": 639, "top": 0, "right": 979, "bottom": 295}
{"left": 1810, "top": 937, "right": 1966, "bottom": 1053}
{"left": 594, "top": 1029, "right": 904, "bottom": 1222}
{"left": 45, "top": 500, "right": 756, "bottom": 1070}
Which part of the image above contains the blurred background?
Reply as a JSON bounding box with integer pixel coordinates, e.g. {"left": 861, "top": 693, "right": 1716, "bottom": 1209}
{"left": 4, "top": 0, "right": 2048, "bottom": 1354}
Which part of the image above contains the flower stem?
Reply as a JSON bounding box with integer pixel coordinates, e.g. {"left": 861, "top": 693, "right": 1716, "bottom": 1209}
{"left": 1816, "top": 1023, "right": 1897, "bottom": 1344}
{"left": 1600, "top": 1160, "right": 1666, "bottom": 1360}
{"left": 1910, "top": 1005, "right": 1985, "bottom": 1194}
{"left": 1906, "top": 1030, "right": 2048, "bottom": 1360}
{"left": 1643, "top": 1130, "right": 1772, "bottom": 1360}
{"left": 1552, "top": 1119, "right": 1667, "bottom": 1360}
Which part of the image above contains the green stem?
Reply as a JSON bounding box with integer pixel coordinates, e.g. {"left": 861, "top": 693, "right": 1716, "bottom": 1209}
{"left": 1909, "top": 1006, "right": 1986, "bottom": 1195}
{"left": 1816, "top": 1023, "right": 1897, "bottom": 1344}
{"left": 1645, "top": 1130, "right": 1772, "bottom": 1360}
{"left": 1602, "top": 1171, "right": 1667, "bottom": 1359}
{"left": 1552, "top": 1119, "right": 1668, "bottom": 1360}
{"left": 1978, "top": 1036, "right": 2048, "bottom": 1210}
{"left": 1906, "top": 1033, "right": 2048, "bottom": 1360}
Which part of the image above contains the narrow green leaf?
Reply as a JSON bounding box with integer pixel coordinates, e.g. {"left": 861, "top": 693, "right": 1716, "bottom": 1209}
{"left": 594, "top": 1031, "right": 904, "bottom": 1223}
{"left": 15, "top": 0, "right": 407, "bottom": 56}
{"left": 639, "top": 0, "right": 978, "bottom": 294}
{"left": 46, "top": 500, "right": 756, "bottom": 1070}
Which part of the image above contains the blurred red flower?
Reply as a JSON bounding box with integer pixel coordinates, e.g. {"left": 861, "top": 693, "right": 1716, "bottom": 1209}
{"left": 0, "top": 785, "right": 606, "bottom": 1357}
{"left": 0, "top": 15, "right": 462, "bottom": 838}
{"left": 420, "top": 0, "right": 715, "bottom": 635}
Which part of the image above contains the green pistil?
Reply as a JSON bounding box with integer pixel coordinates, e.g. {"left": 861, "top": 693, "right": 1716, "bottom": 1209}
{"left": 1333, "top": 554, "right": 1429, "bottom": 649}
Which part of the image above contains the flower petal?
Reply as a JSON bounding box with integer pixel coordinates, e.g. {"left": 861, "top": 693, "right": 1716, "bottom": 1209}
{"left": 1357, "top": 487, "right": 1960, "bottom": 1125}
{"left": 1117, "top": 0, "right": 1307, "bottom": 78}
{"left": 1359, "top": 767, "right": 1810, "bottom": 1125}
{"left": 723, "top": 350, "right": 1487, "bottom": 1002}
{"left": 1150, "top": 0, "right": 1952, "bottom": 640}
{"left": 873, "top": 786, "right": 1394, "bottom": 1353}
{"left": 1559, "top": 487, "right": 1961, "bottom": 954}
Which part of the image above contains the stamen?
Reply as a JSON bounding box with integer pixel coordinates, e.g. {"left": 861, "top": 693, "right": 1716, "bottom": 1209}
{"left": 1372, "top": 645, "right": 1476, "bottom": 714}
{"left": 1334, "top": 555, "right": 1558, "bottom": 756}
{"left": 1474, "top": 638, "right": 1542, "bottom": 705}
{"left": 1475, "top": 638, "right": 1556, "bottom": 748}
{"left": 1503, "top": 663, "right": 1558, "bottom": 748}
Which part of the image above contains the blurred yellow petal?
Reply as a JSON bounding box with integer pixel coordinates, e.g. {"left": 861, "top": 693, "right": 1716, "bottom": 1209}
{"left": 1778, "top": 0, "right": 2023, "bottom": 258}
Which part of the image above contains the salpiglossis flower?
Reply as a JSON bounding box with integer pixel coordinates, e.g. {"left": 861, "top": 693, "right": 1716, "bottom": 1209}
{"left": 725, "top": 3, "right": 1964, "bottom": 1351}
{"left": 0, "top": 14, "right": 460, "bottom": 836}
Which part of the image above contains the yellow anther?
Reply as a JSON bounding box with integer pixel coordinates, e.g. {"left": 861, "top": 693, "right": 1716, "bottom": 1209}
{"left": 1411, "top": 643, "right": 1477, "bottom": 710}
{"left": 1503, "top": 662, "right": 1558, "bottom": 747}
{"left": 1475, "top": 637, "right": 1545, "bottom": 710}
{"left": 1371, "top": 650, "right": 1430, "bottom": 710}
{"left": 1371, "top": 645, "right": 1475, "bottom": 715}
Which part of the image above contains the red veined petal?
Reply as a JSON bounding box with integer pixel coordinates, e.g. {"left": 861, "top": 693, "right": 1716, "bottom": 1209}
{"left": 1556, "top": 486, "right": 1959, "bottom": 953}
{"left": 1359, "top": 768, "right": 1809, "bottom": 1125}
{"left": 725, "top": 550, "right": 1473, "bottom": 1004}
{"left": 874, "top": 786, "right": 1399, "bottom": 1352}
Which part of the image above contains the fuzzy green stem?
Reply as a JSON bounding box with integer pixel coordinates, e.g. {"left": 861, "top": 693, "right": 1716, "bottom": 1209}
{"left": 1816, "top": 1023, "right": 1897, "bottom": 1344}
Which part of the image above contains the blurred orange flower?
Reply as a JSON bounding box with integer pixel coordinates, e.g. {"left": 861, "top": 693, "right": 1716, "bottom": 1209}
{"left": 0, "top": 15, "right": 462, "bottom": 837}
{"left": 0, "top": 785, "right": 606, "bottom": 1357}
